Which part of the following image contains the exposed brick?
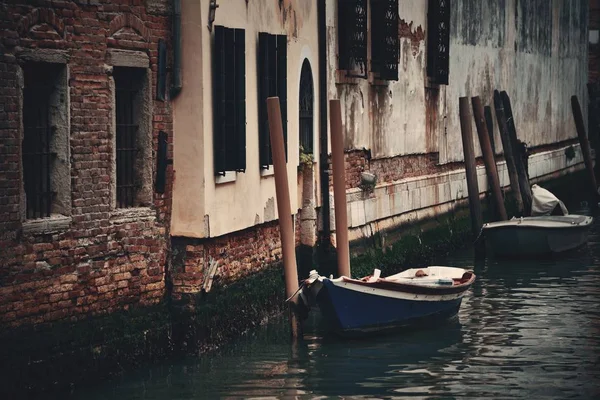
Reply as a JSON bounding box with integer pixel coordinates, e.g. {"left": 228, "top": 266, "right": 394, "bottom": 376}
{"left": 0, "top": 1, "right": 172, "bottom": 328}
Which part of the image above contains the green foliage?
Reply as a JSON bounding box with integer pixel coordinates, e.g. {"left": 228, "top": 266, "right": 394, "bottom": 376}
{"left": 299, "top": 144, "right": 314, "bottom": 167}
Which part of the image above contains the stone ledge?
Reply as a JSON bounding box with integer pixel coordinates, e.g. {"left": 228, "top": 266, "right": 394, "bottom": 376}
{"left": 109, "top": 207, "right": 156, "bottom": 225}
{"left": 16, "top": 48, "right": 69, "bottom": 64}
{"left": 106, "top": 49, "right": 149, "bottom": 68}
{"left": 22, "top": 215, "right": 72, "bottom": 235}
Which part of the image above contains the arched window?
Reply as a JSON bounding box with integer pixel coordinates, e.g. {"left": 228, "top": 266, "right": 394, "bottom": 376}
{"left": 299, "top": 59, "right": 314, "bottom": 155}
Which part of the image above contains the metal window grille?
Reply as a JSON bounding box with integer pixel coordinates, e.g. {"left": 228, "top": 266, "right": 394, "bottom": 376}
{"left": 371, "top": 0, "right": 399, "bottom": 81}
{"left": 22, "top": 64, "right": 57, "bottom": 219}
{"left": 214, "top": 25, "right": 246, "bottom": 176}
{"left": 258, "top": 32, "right": 287, "bottom": 169}
{"left": 427, "top": 0, "right": 451, "bottom": 85}
{"left": 338, "top": 0, "right": 368, "bottom": 78}
{"left": 299, "top": 59, "right": 314, "bottom": 154}
{"left": 114, "top": 68, "right": 141, "bottom": 208}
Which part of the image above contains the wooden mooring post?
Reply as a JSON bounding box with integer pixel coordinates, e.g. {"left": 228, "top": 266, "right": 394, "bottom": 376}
{"left": 329, "top": 99, "right": 351, "bottom": 278}
{"left": 493, "top": 90, "right": 524, "bottom": 216}
{"left": 266, "top": 97, "right": 300, "bottom": 338}
{"left": 500, "top": 91, "right": 532, "bottom": 215}
{"left": 571, "top": 95, "right": 599, "bottom": 199}
{"left": 472, "top": 96, "right": 507, "bottom": 221}
{"left": 458, "top": 97, "right": 483, "bottom": 238}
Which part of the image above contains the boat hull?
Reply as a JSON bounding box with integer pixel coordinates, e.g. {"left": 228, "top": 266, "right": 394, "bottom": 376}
{"left": 482, "top": 215, "right": 592, "bottom": 257}
{"left": 315, "top": 279, "right": 466, "bottom": 337}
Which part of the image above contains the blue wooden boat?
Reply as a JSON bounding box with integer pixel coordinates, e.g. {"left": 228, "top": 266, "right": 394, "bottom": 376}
{"left": 300, "top": 266, "right": 475, "bottom": 336}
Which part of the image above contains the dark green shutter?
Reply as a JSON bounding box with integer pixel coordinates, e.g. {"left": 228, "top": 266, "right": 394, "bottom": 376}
{"left": 277, "top": 34, "right": 287, "bottom": 161}
{"left": 213, "top": 25, "right": 227, "bottom": 175}
{"left": 234, "top": 28, "right": 246, "bottom": 172}
{"left": 427, "top": 0, "right": 450, "bottom": 85}
{"left": 371, "top": 0, "right": 399, "bottom": 81}
{"left": 258, "top": 32, "right": 271, "bottom": 169}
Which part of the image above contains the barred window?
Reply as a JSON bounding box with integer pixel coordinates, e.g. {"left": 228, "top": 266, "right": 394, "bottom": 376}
{"left": 427, "top": 0, "right": 451, "bottom": 85}
{"left": 371, "top": 0, "right": 399, "bottom": 81}
{"left": 258, "top": 32, "right": 287, "bottom": 169}
{"left": 114, "top": 67, "right": 150, "bottom": 208}
{"left": 338, "top": 0, "right": 368, "bottom": 78}
{"left": 214, "top": 25, "right": 246, "bottom": 176}
{"left": 22, "top": 62, "right": 69, "bottom": 219}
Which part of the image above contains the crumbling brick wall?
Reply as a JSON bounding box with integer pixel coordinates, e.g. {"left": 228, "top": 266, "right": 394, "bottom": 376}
{"left": 0, "top": 0, "right": 173, "bottom": 327}
{"left": 171, "top": 218, "right": 302, "bottom": 304}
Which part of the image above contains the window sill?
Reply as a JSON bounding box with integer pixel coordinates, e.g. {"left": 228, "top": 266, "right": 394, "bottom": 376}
{"left": 260, "top": 167, "right": 275, "bottom": 177}
{"left": 22, "top": 214, "right": 71, "bottom": 235}
{"left": 110, "top": 207, "right": 156, "bottom": 224}
{"left": 215, "top": 171, "right": 237, "bottom": 184}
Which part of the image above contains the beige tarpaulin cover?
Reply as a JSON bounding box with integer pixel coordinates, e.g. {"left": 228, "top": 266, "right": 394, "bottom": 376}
{"left": 531, "top": 184, "right": 569, "bottom": 216}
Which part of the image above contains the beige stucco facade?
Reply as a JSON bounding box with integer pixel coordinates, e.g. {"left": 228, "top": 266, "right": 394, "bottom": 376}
{"left": 172, "top": 0, "right": 320, "bottom": 239}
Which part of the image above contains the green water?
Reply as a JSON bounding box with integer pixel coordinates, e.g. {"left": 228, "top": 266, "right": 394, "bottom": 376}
{"left": 72, "top": 205, "right": 600, "bottom": 399}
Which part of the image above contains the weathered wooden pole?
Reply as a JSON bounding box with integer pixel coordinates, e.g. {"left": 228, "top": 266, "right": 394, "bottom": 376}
{"left": 571, "top": 95, "right": 599, "bottom": 198}
{"left": 266, "top": 97, "right": 300, "bottom": 338}
{"left": 493, "top": 90, "right": 524, "bottom": 216}
{"left": 329, "top": 99, "right": 351, "bottom": 278}
{"left": 458, "top": 97, "right": 483, "bottom": 238}
{"left": 500, "top": 91, "right": 532, "bottom": 215}
{"left": 484, "top": 105, "right": 496, "bottom": 155}
{"left": 472, "top": 97, "right": 508, "bottom": 221}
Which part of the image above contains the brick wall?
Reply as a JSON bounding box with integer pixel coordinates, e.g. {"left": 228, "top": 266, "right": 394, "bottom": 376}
{"left": 171, "top": 218, "right": 302, "bottom": 303}
{"left": 0, "top": 0, "right": 173, "bottom": 327}
{"left": 328, "top": 149, "right": 441, "bottom": 190}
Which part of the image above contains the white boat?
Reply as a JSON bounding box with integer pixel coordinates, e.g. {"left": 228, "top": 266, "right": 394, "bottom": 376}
{"left": 482, "top": 215, "right": 593, "bottom": 257}
{"left": 300, "top": 266, "right": 475, "bottom": 336}
{"left": 482, "top": 184, "right": 593, "bottom": 257}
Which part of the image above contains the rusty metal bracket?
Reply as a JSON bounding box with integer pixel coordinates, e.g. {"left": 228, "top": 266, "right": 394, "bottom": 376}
{"left": 208, "top": 0, "right": 219, "bottom": 32}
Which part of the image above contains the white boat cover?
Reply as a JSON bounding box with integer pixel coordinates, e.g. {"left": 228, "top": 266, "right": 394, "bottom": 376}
{"left": 531, "top": 184, "right": 568, "bottom": 216}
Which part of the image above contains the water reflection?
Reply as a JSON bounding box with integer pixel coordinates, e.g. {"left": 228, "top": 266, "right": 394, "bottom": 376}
{"left": 73, "top": 211, "right": 600, "bottom": 399}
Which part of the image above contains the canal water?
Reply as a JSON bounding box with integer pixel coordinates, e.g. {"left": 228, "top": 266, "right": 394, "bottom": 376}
{"left": 73, "top": 203, "right": 600, "bottom": 399}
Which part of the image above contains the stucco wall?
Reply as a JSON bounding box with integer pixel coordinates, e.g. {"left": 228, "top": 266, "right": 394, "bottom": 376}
{"left": 328, "top": 0, "right": 588, "bottom": 163}
{"left": 172, "top": 0, "right": 320, "bottom": 238}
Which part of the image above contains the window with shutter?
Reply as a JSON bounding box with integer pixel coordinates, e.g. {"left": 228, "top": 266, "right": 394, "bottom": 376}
{"left": 258, "top": 33, "right": 287, "bottom": 169}
{"left": 213, "top": 25, "right": 246, "bottom": 176}
{"left": 371, "top": 0, "right": 399, "bottom": 81}
{"left": 338, "top": 0, "right": 368, "bottom": 78}
{"left": 426, "top": 0, "right": 451, "bottom": 85}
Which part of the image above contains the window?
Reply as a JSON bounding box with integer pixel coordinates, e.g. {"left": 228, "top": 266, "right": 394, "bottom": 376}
{"left": 22, "top": 62, "right": 69, "bottom": 219}
{"left": 338, "top": 0, "right": 368, "bottom": 78}
{"left": 258, "top": 32, "right": 287, "bottom": 169}
{"left": 299, "top": 59, "right": 314, "bottom": 155}
{"left": 114, "top": 67, "right": 151, "bottom": 208}
{"left": 213, "top": 25, "right": 246, "bottom": 176}
{"left": 426, "top": 0, "right": 451, "bottom": 85}
{"left": 371, "top": 0, "right": 399, "bottom": 81}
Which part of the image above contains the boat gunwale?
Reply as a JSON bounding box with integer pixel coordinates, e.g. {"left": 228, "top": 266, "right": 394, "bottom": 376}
{"left": 326, "top": 272, "right": 476, "bottom": 296}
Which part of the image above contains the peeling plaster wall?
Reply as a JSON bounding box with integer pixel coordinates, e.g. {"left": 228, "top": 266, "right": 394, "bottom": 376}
{"left": 442, "top": 0, "right": 588, "bottom": 163}
{"left": 327, "top": 0, "right": 588, "bottom": 164}
{"left": 171, "top": 0, "right": 320, "bottom": 238}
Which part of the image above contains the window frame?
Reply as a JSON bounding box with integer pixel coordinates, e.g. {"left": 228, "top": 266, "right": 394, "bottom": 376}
{"left": 20, "top": 60, "right": 71, "bottom": 222}
{"left": 213, "top": 25, "right": 246, "bottom": 177}
{"left": 110, "top": 60, "right": 153, "bottom": 210}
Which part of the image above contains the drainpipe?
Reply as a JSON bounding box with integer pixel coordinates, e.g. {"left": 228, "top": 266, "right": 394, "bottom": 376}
{"left": 318, "top": 0, "right": 330, "bottom": 245}
{"left": 171, "top": 0, "right": 182, "bottom": 99}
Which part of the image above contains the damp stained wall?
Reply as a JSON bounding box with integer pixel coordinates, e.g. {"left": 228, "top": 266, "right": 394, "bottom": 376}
{"left": 328, "top": 0, "right": 588, "bottom": 164}
{"left": 172, "top": 0, "right": 320, "bottom": 238}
